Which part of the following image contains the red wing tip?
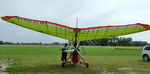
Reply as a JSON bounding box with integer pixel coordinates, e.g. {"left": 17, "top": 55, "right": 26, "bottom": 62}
{"left": 138, "top": 23, "right": 150, "bottom": 30}
{"left": 1, "top": 16, "right": 18, "bottom": 21}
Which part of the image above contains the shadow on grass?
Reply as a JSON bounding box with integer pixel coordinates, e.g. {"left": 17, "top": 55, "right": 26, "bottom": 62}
{"left": 10, "top": 64, "right": 93, "bottom": 73}
{"left": 9, "top": 61, "right": 150, "bottom": 74}
{"left": 137, "top": 60, "right": 150, "bottom": 63}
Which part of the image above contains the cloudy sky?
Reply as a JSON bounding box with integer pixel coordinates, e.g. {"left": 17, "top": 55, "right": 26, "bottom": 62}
{"left": 0, "top": 0, "right": 150, "bottom": 43}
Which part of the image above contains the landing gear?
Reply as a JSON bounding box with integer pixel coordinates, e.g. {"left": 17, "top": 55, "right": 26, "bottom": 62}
{"left": 60, "top": 30, "right": 89, "bottom": 68}
{"left": 84, "top": 62, "right": 89, "bottom": 68}
{"left": 79, "top": 62, "right": 89, "bottom": 68}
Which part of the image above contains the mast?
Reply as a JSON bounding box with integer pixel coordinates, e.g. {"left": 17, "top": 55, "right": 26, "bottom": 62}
{"left": 74, "top": 18, "right": 78, "bottom": 48}
{"left": 75, "top": 18, "right": 78, "bottom": 42}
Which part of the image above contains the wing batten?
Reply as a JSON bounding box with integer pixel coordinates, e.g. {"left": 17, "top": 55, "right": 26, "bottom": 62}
{"left": 94, "top": 28, "right": 99, "bottom": 39}
{"left": 104, "top": 26, "right": 109, "bottom": 38}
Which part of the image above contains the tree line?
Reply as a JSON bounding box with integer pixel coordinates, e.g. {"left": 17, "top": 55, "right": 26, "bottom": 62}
{"left": 0, "top": 41, "right": 43, "bottom": 45}
{"left": 0, "top": 37, "right": 149, "bottom": 46}
{"left": 80, "top": 37, "right": 149, "bottom": 46}
{"left": 0, "top": 41, "right": 64, "bottom": 45}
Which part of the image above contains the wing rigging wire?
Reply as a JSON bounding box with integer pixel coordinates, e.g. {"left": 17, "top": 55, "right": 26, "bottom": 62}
{"left": 134, "top": 24, "right": 140, "bottom": 33}
{"left": 122, "top": 25, "right": 129, "bottom": 35}
{"left": 46, "top": 23, "right": 49, "bottom": 33}
{"left": 103, "top": 25, "right": 110, "bottom": 38}
{"left": 113, "top": 26, "right": 119, "bottom": 37}
{"left": 94, "top": 27, "right": 100, "bottom": 39}
{"left": 138, "top": 24, "right": 143, "bottom": 31}
{"left": 65, "top": 28, "right": 67, "bottom": 39}
{"left": 55, "top": 25, "right": 58, "bottom": 36}
{"left": 85, "top": 30, "right": 90, "bottom": 40}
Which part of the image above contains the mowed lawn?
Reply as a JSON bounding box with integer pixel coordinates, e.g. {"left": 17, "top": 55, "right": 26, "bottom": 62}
{"left": 0, "top": 45, "right": 150, "bottom": 74}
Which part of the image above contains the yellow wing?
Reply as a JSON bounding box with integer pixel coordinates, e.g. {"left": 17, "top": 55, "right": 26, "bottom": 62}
{"left": 1, "top": 16, "right": 150, "bottom": 41}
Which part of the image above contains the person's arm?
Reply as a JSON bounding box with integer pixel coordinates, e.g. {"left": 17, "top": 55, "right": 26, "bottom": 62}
{"left": 61, "top": 48, "right": 63, "bottom": 51}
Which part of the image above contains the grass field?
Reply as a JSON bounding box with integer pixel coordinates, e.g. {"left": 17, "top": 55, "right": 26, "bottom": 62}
{"left": 0, "top": 45, "right": 150, "bottom": 74}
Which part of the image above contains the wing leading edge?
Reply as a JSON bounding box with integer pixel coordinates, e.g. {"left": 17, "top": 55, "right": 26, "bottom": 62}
{"left": 1, "top": 16, "right": 150, "bottom": 41}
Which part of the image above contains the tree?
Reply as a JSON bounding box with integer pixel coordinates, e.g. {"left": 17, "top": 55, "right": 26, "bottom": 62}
{"left": 80, "top": 37, "right": 136, "bottom": 46}
{"left": 51, "top": 42, "right": 60, "bottom": 45}
{"left": 131, "top": 41, "right": 148, "bottom": 46}
{"left": 117, "top": 37, "right": 132, "bottom": 46}
{"left": 97, "top": 38, "right": 109, "bottom": 46}
{"left": 3, "top": 42, "right": 14, "bottom": 45}
{"left": 108, "top": 37, "right": 119, "bottom": 46}
{"left": 80, "top": 41, "right": 90, "bottom": 46}
{"left": 0, "top": 41, "right": 3, "bottom": 44}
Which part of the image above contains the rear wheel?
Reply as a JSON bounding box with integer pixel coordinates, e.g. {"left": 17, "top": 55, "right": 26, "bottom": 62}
{"left": 143, "top": 55, "right": 150, "bottom": 61}
{"left": 86, "top": 64, "right": 89, "bottom": 68}
{"left": 84, "top": 62, "right": 89, "bottom": 68}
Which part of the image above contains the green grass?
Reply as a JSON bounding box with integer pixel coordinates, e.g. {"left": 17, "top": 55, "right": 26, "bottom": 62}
{"left": 0, "top": 45, "right": 149, "bottom": 74}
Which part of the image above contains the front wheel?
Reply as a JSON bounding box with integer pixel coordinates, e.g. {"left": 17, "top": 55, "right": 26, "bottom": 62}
{"left": 86, "top": 64, "right": 89, "bottom": 68}
{"left": 143, "top": 55, "right": 150, "bottom": 61}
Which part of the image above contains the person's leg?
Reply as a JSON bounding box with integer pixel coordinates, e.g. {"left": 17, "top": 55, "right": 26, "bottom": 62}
{"left": 64, "top": 52, "right": 67, "bottom": 61}
{"left": 61, "top": 52, "right": 64, "bottom": 61}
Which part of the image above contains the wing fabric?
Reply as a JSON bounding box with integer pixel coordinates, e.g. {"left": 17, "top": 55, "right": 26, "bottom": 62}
{"left": 1, "top": 16, "right": 150, "bottom": 42}
{"left": 1, "top": 16, "right": 75, "bottom": 41}
{"left": 78, "top": 23, "right": 150, "bottom": 41}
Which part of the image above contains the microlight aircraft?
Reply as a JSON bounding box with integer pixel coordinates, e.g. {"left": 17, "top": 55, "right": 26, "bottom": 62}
{"left": 1, "top": 16, "right": 150, "bottom": 68}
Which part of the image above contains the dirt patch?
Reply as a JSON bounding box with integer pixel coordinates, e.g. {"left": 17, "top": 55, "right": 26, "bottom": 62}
{"left": 118, "top": 67, "right": 132, "bottom": 71}
{"left": 0, "top": 59, "right": 13, "bottom": 74}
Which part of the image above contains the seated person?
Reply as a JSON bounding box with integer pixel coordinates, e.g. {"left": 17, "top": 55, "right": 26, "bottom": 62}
{"left": 72, "top": 43, "right": 79, "bottom": 61}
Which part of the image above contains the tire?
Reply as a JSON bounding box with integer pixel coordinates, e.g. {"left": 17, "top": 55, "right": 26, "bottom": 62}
{"left": 86, "top": 64, "right": 89, "bottom": 68}
{"left": 79, "top": 62, "right": 82, "bottom": 64}
{"left": 84, "top": 62, "right": 89, "bottom": 68}
{"left": 143, "top": 55, "right": 150, "bottom": 61}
